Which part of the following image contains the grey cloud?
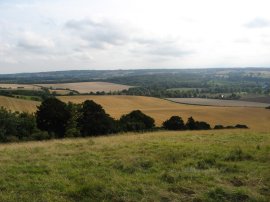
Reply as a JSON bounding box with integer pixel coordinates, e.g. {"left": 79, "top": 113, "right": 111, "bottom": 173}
{"left": 245, "top": 18, "right": 270, "bottom": 28}
{"left": 65, "top": 19, "right": 128, "bottom": 49}
{"left": 17, "top": 32, "right": 54, "bottom": 52}
{"left": 132, "top": 38, "right": 192, "bottom": 58}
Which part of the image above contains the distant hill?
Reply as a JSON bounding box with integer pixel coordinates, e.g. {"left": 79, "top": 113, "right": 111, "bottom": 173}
{"left": 1, "top": 68, "right": 270, "bottom": 84}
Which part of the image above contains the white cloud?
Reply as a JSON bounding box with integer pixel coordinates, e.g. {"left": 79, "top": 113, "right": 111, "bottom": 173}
{"left": 17, "top": 32, "right": 55, "bottom": 51}
{"left": 0, "top": 0, "right": 270, "bottom": 73}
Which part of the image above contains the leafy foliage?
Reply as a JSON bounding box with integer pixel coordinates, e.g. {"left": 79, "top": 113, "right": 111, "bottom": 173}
{"left": 120, "top": 110, "right": 155, "bottom": 132}
{"left": 36, "top": 98, "right": 71, "bottom": 138}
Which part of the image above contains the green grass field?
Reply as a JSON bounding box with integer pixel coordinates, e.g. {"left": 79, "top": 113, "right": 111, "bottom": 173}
{"left": 0, "top": 130, "right": 269, "bottom": 201}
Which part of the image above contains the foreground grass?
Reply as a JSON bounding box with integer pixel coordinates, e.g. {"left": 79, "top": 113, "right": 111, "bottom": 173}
{"left": 0, "top": 130, "right": 269, "bottom": 202}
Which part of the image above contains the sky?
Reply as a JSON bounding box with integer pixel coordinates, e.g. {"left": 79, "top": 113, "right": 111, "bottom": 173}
{"left": 0, "top": 0, "right": 270, "bottom": 73}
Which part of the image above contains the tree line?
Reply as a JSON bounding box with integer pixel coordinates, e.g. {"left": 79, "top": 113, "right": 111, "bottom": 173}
{"left": 0, "top": 98, "right": 247, "bottom": 143}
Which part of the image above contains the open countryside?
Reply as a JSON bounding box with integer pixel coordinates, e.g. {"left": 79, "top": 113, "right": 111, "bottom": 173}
{"left": 1, "top": 95, "right": 269, "bottom": 131}
{"left": 36, "top": 82, "right": 133, "bottom": 93}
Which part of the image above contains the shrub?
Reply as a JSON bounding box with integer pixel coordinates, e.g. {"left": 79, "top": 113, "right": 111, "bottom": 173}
{"left": 235, "top": 124, "right": 248, "bottom": 129}
{"left": 214, "top": 125, "right": 225, "bottom": 129}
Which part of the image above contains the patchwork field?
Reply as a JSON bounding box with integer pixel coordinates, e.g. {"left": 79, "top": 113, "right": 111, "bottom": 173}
{"left": 0, "top": 96, "right": 38, "bottom": 113}
{"left": 0, "top": 84, "right": 41, "bottom": 90}
{"left": 59, "top": 95, "right": 270, "bottom": 131}
{"left": 36, "top": 82, "right": 132, "bottom": 93}
{"left": 0, "top": 95, "right": 269, "bottom": 131}
{"left": 0, "top": 130, "right": 269, "bottom": 201}
{"left": 167, "top": 98, "right": 269, "bottom": 108}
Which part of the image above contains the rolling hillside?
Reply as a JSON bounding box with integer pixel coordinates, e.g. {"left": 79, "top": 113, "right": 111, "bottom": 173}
{"left": 36, "top": 82, "right": 132, "bottom": 93}
{"left": 0, "top": 96, "right": 38, "bottom": 113}
{"left": 59, "top": 95, "right": 270, "bottom": 131}
{"left": 0, "top": 95, "right": 269, "bottom": 131}
{"left": 0, "top": 130, "right": 269, "bottom": 201}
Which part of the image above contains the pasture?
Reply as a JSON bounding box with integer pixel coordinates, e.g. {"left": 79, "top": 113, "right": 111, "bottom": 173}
{"left": 167, "top": 98, "right": 269, "bottom": 108}
{"left": 0, "top": 130, "right": 269, "bottom": 201}
{"left": 59, "top": 95, "right": 270, "bottom": 131}
{"left": 36, "top": 82, "right": 132, "bottom": 93}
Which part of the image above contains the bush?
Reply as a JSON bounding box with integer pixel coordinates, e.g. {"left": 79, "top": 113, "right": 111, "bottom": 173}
{"left": 235, "top": 124, "right": 248, "bottom": 129}
{"left": 214, "top": 125, "right": 225, "bottom": 129}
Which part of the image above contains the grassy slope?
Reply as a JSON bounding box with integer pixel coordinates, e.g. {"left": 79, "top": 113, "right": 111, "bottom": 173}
{"left": 0, "top": 130, "right": 269, "bottom": 201}
{"left": 59, "top": 95, "right": 270, "bottom": 131}
{"left": 0, "top": 96, "right": 38, "bottom": 113}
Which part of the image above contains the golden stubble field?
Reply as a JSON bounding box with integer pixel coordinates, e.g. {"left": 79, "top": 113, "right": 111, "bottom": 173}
{"left": 59, "top": 95, "right": 270, "bottom": 131}
{"left": 0, "top": 95, "right": 269, "bottom": 131}
{"left": 0, "top": 84, "right": 41, "bottom": 90}
{"left": 0, "top": 96, "right": 39, "bottom": 113}
{"left": 36, "top": 82, "right": 132, "bottom": 93}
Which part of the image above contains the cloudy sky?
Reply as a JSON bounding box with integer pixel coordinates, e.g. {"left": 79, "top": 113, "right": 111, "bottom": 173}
{"left": 1, "top": 0, "right": 270, "bottom": 73}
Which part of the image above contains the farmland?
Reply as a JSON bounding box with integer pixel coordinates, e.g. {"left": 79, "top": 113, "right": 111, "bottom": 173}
{"left": 59, "top": 95, "right": 270, "bottom": 131}
{"left": 0, "top": 95, "right": 269, "bottom": 131}
{"left": 0, "top": 130, "right": 269, "bottom": 201}
{"left": 36, "top": 82, "right": 132, "bottom": 93}
{"left": 0, "top": 84, "right": 41, "bottom": 91}
{"left": 0, "top": 96, "right": 38, "bottom": 113}
{"left": 167, "top": 98, "right": 270, "bottom": 108}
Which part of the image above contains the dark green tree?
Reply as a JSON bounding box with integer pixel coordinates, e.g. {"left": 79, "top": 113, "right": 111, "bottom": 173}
{"left": 77, "top": 100, "right": 116, "bottom": 136}
{"left": 120, "top": 110, "right": 155, "bottom": 132}
{"left": 36, "top": 98, "right": 71, "bottom": 138}
{"left": 195, "top": 121, "right": 211, "bottom": 130}
{"left": 186, "top": 116, "right": 197, "bottom": 130}
{"left": 163, "top": 116, "right": 185, "bottom": 130}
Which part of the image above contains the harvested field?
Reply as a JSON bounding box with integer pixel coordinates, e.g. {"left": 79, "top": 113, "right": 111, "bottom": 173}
{"left": 0, "top": 84, "right": 41, "bottom": 90}
{"left": 36, "top": 82, "right": 132, "bottom": 93}
{"left": 0, "top": 96, "right": 39, "bottom": 113}
{"left": 59, "top": 95, "right": 270, "bottom": 131}
{"left": 240, "top": 96, "right": 270, "bottom": 104}
{"left": 167, "top": 98, "right": 269, "bottom": 107}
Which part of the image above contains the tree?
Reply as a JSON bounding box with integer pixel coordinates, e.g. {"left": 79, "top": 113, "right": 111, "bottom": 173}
{"left": 120, "top": 110, "right": 155, "bottom": 132}
{"left": 77, "top": 100, "right": 116, "bottom": 136}
{"left": 195, "top": 121, "right": 211, "bottom": 130}
{"left": 36, "top": 98, "right": 71, "bottom": 138}
{"left": 186, "top": 116, "right": 197, "bottom": 130}
{"left": 163, "top": 116, "right": 185, "bottom": 130}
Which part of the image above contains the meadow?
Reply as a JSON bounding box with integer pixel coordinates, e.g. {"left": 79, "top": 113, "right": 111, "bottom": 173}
{"left": 0, "top": 130, "right": 269, "bottom": 201}
{"left": 36, "top": 82, "right": 132, "bottom": 93}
